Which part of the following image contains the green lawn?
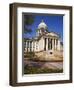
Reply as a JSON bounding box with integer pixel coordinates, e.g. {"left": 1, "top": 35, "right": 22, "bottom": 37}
{"left": 24, "top": 65, "right": 63, "bottom": 74}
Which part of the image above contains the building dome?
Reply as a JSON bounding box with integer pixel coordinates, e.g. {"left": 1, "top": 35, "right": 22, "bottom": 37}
{"left": 38, "top": 20, "right": 47, "bottom": 29}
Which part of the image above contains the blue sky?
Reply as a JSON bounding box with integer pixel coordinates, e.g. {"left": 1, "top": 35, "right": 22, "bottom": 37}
{"left": 24, "top": 15, "right": 63, "bottom": 42}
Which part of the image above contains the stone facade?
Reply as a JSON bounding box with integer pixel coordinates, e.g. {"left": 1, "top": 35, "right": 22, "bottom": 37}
{"left": 24, "top": 20, "right": 61, "bottom": 52}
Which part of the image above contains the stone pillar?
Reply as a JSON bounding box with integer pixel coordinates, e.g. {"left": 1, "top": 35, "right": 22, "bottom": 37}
{"left": 34, "top": 41, "right": 36, "bottom": 52}
{"left": 51, "top": 39, "right": 52, "bottom": 50}
{"left": 28, "top": 41, "right": 30, "bottom": 52}
{"left": 52, "top": 39, "right": 54, "bottom": 50}
{"left": 26, "top": 41, "right": 28, "bottom": 52}
{"left": 29, "top": 41, "right": 30, "bottom": 52}
{"left": 48, "top": 38, "right": 49, "bottom": 50}
{"left": 46, "top": 38, "right": 48, "bottom": 50}
{"left": 50, "top": 39, "right": 52, "bottom": 50}
{"left": 25, "top": 41, "right": 26, "bottom": 52}
{"left": 31, "top": 41, "right": 33, "bottom": 52}
{"left": 24, "top": 41, "right": 25, "bottom": 51}
{"left": 29, "top": 41, "right": 31, "bottom": 52}
{"left": 55, "top": 39, "right": 57, "bottom": 50}
{"left": 57, "top": 40, "right": 60, "bottom": 51}
{"left": 24, "top": 41, "right": 25, "bottom": 52}
{"left": 33, "top": 42, "right": 34, "bottom": 51}
{"left": 49, "top": 38, "right": 51, "bottom": 50}
{"left": 35, "top": 42, "right": 37, "bottom": 51}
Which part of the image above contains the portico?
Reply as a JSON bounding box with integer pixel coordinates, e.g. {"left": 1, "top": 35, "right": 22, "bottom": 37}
{"left": 44, "top": 37, "right": 59, "bottom": 51}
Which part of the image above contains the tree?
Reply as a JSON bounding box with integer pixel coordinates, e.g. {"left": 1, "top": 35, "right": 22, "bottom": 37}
{"left": 24, "top": 15, "right": 35, "bottom": 34}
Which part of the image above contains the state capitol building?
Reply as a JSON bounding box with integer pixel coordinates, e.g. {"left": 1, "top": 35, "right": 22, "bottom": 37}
{"left": 24, "top": 20, "right": 62, "bottom": 54}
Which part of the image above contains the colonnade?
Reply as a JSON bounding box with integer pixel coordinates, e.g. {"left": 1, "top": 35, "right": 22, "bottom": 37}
{"left": 44, "top": 38, "right": 60, "bottom": 51}
{"left": 24, "top": 41, "right": 37, "bottom": 52}
{"left": 24, "top": 38, "right": 60, "bottom": 52}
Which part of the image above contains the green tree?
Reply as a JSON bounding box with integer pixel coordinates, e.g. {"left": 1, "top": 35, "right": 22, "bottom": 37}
{"left": 24, "top": 15, "right": 35, "bottom": 34}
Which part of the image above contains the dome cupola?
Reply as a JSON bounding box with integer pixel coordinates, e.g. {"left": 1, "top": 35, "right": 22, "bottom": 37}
{"left": 37, "top": 20, "right": 48, "bottom": 36}
{"left": 38, "top": 20, "right": 47, "bottom": 29}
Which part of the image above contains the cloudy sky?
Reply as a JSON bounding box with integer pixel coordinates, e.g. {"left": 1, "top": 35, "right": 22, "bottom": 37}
{"left": 23, "top": 14, "right": 63, "bottom": 42}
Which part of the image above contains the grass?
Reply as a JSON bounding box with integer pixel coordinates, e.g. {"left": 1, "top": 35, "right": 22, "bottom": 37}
{"left": 24, "top": 65, "right": 63, "bottom": 74}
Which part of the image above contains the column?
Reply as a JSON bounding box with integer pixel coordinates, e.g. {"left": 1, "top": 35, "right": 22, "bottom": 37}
{"left": 28, "top": 41, "right": 30, "bottom": 52}
{"left": 50, "top": 39, "right": 52, "bottom": 50}
{"left": 35, "top": 41, "right": 36, "bottom": 52}
{"left": 54, "top": 39, "right": 55, "bottom": 50}
{"left": 48, "top": 38, "right": 51, "bottom": 50}
{"left": 49, "top": 38, "right": 51, "bottom": 50}
{"left": 46, "top": 38, "right": 48, "bottom": 50}
{"left": 29, "top": 41, "right": 31, "bottom": 51}
{"left": 57, "top": 40, "right": 60, "bottom": 51}
{"left": 51, "top": 39, "right": 52, "bottom": 50}
{"left": 31, "top": 41, "right": 33, "bottom": 52}
{"left": 33, "top": 42, "right": 34, "bottom": 51}
{"left": 26, "top": 41, "right": 28, "bottom": 52}
{"left": 29, "top": 41, "right": 31, "bottom": 52}
{"left": 44, "top": 38, "right": 46, "bottom": 51}
{"left": 55, "top": 39, "right": 57, "bottom": 50}
{"left": 24, "top": 41, "right": 26, "bottom": 51}
{"left": 52, "top": 39, "right": 54, "bottom": 50}
{"left": 24, "top": 41, "right": 25, "bottom": 52}
{"left": 48, "top": 38, "right": 49, "bottom": 50}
